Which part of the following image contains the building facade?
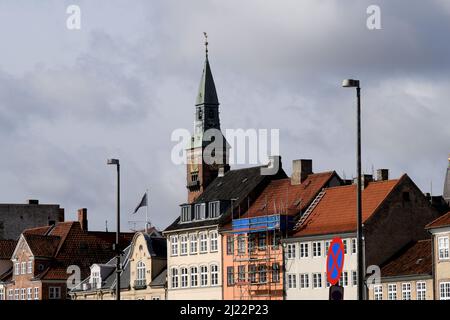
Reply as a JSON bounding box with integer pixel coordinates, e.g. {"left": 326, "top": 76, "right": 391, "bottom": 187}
{"left": 285, "top": 172, "right": 440, "bottom": 300}
{"left": 0, "top": 200, "right": 64, "bottom": 240}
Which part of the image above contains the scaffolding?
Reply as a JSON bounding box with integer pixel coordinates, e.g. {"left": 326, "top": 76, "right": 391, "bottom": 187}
{"left": 229, "top": 214, "right": 293, "bottom": 300}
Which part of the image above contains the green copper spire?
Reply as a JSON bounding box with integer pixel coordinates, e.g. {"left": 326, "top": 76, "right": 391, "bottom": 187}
{"left": 195, "top": 33, "right": 219, "bottom": 106}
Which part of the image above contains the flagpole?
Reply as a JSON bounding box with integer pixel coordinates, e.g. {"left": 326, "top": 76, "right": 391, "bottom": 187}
{"left": 145, "top": 188, "right": 149, "bottom": 233}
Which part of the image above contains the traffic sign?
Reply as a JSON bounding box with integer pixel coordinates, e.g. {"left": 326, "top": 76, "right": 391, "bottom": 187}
{"left": 326, "top": 237, "right": 345, "bottom": 286}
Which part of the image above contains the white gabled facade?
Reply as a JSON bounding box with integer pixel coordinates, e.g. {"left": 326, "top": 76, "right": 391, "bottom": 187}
{"left": 284, "top": 233, "right": 358, "bottom": 300}
{"left": 164, "top": 225, "right": 222, "bottom": 300}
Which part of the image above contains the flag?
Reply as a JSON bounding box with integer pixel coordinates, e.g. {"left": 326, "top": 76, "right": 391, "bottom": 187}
{"left": 133, "top": 192, "right": 148, "bottom": 214}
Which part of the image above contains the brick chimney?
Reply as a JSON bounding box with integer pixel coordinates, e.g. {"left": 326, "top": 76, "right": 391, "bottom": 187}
{"left": 291, "top": 159, "right": 313, "bottom": 185}
{"left": 376, "top": 169, "right": 389, "bottom": 181}
{"left": 77, "top": 208, "right": 88, "bottom": 231}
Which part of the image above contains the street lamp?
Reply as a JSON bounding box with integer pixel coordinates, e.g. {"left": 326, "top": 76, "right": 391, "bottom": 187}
{"left": 107, "top": 158, "right": 121, "bottom": 301}
{"left": 342, "top": 79, "right": 365, "bottom": 300}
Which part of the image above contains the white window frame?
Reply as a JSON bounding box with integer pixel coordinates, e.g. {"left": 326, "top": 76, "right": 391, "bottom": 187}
{"left": 27, "top": 288, "right": 32, "bottom": 300}
{"left": 190, "top": 266, "right": 199, "bottom": 287}
{"left": 438, "top": 236, "right": 449, "bottom": 260}
{"left": 14, "top": 263, "right": 20, "bottom": 276}
{"left": 20, "top": 288, "right": 25, "bottom": 300}
{"left": 440, "top": 282, "right": 450, "bottom": 300}
{"left": 313, "top": 273, "right": 322, "bottom": 289}
{"left": 171, "top": 267, "right": 179, "bottom": 289}
{"left": 351, "top": 238, "right": 357, "bottom": 254}
{"left": 208, "top": 201, "right": 220, "bottom": 219}
{"left": 210, "top": 231, "right": 218, "bottom": 252}
{"left": 180, "top": 267, "right": 189, "bottom": 288}
{"left": 195, "top": 203, "right": 206, "bottom": 220}
{"left": 34, "top": 287, "right": 39, "bottom": 300}
{"left": 416, "top": 281, "right": 426, "bottom": 300}
{"left": 27, "top": 261, "right": 33, "bottom": 274}
{"left": 388, "top": 284, "right": 397, "bottom": 300}
{"left": 170, "top": 235, "right": 178, "bottom": 256}
{"left": 340, "top": 271, "right": 349, "bottom": 287}
{"left": 351, "top": 270, "right": 357, "bottom": 286}
{"left": 374, "top": 285, "right": 383, "bottom": 300}
{"left": 402, "top": 283, "right": 411, "bottom": 300}
{"left": 210, "top": 264, "right": 219, "bottom": 286}
{"left": 324, "top": 241, "right": 330, "bottom": 254}
{"left": 180, "top": 234, "right": 188, "bottom": 255}
{"left": 199, "top": 232, "right": 208, "bottom": 253}
{"left": 14, "top": 289, "right": 19, "bottom": 300}
{"left": 312, "top": 241, "right": 322, "bottom": 257}
{"left": 200, "top": 265, "right": 208, "bottom": 287}
{"left": 180, "top": 205, "right": 191, "bottom": 222}
{"left": 190, "top": 233, "right": 198, "bottom": 254}
{"left": 286, "top": 243, "right": 296, "bottom": 259}
{"left": 136, "top": 261, "right": 146, "bottom": 281}
{"left": 300, "top": 273, "right": 309, "bottom": 289}
{"left": 0, "top": 287, "right": 4, "bottom": 300}
{"left": 287, "top": 274, "right": 297, "bottom": 289}
{"left": 299, "top": 243, "right": 309, "bottom": 258}
{"left": 343, "top": 239, "right": 348, "bottom": 254}
{"left": 21, "top": 262, "right": 26, "bottom": 275}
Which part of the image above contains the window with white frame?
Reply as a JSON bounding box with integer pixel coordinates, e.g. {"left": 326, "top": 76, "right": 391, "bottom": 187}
{"left": 287, "top": 274, "right": 297, "bottom": 289}
{"left": 8, "top": 289, "right": 13, "bottom": 300}
{"left": 200, "top": 266, "right": 208, "bottom": 286}
{"left": 190, "top": 234, "right": 198, "bottom": 254}
{"left": 374, "top": 285, "right": 383, "bottom": 300}
{"left": 438, "top": 236, "right": 449, "bottom": 260}
{"left": 351, "top": 271, "right": 357, "bottom": 286}
{"left": 27, "top": 261, "right": 33, "bottom": 274}
{"left": 300, "top": 273, "right": 309, "bottom": 289}
{"left": 171, "top": 268, "right": 179, "bottom": 288}
{"left": 0, "top": 288, "right": 4, "bottom": 300}
{"left": 14, "top": 262, "right": 19, "bottom": 275}
{"left": 210, "top": 231, "right": 218, "bottom": 252}
{"left": 340, "top": 271, "right": 349, "bottom": 287}
{"left": 180, "top": 205, "right": 191, "bottom": 222}
{"left": 34, "top": 287, "right": 39, "bottom": 300}
{"left": 20, "top": 288, "right": 25, "bottom": 300}
{"left": 211, "top": 264, "right": 219, "bottom": 286}
{"left": 91, "top": 271, "right": 101, "bottom": 289}
{"left": 191, "top": 266, "right": 198, "bottom": 287}
{"left": 402, "top": 283, "right": 411, "bottom": 300}
{"left": 180, "top": 235, "right": 188, "bottom": 255}
{"left": 200, "top": 232, "right": 208, "bottom": 253}
{"left": 208, "top": 201, "right": 220, "bottom": 218}
{"left": 351, "top": 238, "right": 357, "bottom": 254}
{"left": 27, "top": 288, "right": 32, "bottom": 300}
{"left": 325, "top": 241, "right": 330, "bottom": 254}
{"left": 440, "top": 282, "right": 450, "bottom": 300}
{"left": 286, "top": 244, "right": 296, "bottom": 259}
{"left": 300, "top": 243, "right": 309, "bottom": 258}
{"left": 325, "top": 273, "right": 331, "bottom": 287}
{"left": 170, "top": 235, "right": 178, "bottom": 256}
{"left": 388, "top": 284, "right": 397, "bottom": 300}
{"left": 136, "top": 261, "right": 146, "bottom": 283}
{"left": 343, "top": 239, "right": 348, "bottom": 254}
{"left": 312, "top": 242, "right": 322, "bottom": 257}
{"left": 14, "top": 289, "right": 19, "bottom": 300}
{"left": 313, "top": 273, "right": 322, "bottom": 289}
{"left": 195, "top": 203, "right": 206, "bottom": 220}
{"left": 49, "top": 287, "right": 61, "bottom": 300}
{"left": 21, "top": 262, "right": 26, "bottom": 275}
{"left": 237, "top": 235, "right": 245, "bottom": 254}
{"left": 180, "top": 267, "right": 188, "bottom": 288}
{"left": 416, "top": 281, "right": 426, "bottom": 300}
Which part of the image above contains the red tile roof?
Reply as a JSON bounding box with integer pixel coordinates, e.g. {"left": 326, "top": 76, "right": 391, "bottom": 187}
{"left": 293, "top": 177, "right": 402, "bottom": 237}
{"left": 426, "top": 211, "right": 450, "bottom": 229}
{"left": 380, "top": 240, "right": 432, "bottom": 277}
{"left": 0, "top": 240, "right": 17, "bottom": 260}
{"left": 17, "top": 221, "right": 134, "bottom": 281}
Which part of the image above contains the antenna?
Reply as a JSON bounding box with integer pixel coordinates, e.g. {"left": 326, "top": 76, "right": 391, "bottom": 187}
{"left": 430, "top": 180, "right": 433, "bottom": 204}
{"left": 105, "top": 220, "right": 108, "bottom": 232}
{"left": 203, "top": 32, "right": 209, "bottom": 57}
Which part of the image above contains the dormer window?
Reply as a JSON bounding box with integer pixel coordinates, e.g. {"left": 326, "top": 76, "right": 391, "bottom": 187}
{"left": 91, "top": 271, "right": 101, "bottom": 289}
{"left": 180, "top": 205, "right": 192, "bottom": 223}
{"left": 191, "top": 172, "right": 199, "bottom": 182}
{"left": 209, "top": 201, "right": 221, "bottom": 219}
{"left": 195, "top": 203, "right": 206, "bottom": 220}
{"left": 135, "top": 261, "right": 147, "bottom": 289}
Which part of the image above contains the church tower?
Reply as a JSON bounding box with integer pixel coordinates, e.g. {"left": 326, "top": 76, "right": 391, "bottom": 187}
{"left": 444, "top": 154, "right": 450, "bottom": 205}
{"left": 186, "top": 34, "right": 230, "bottom": 203}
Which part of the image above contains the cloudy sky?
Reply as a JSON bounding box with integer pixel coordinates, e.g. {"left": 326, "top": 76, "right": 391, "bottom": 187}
{"left": 0, "top": 0, "right": 449, "bottom": 232}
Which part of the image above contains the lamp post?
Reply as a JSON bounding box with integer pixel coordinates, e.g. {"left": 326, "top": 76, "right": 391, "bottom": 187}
{"left": 107, "top": 158, "right": 121, "bottom": 301}
{"left": 342, "top": 79, "right": 365, "bottom": 300}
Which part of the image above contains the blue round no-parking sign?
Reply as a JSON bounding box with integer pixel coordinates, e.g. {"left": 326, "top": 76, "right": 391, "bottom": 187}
{"left": 326, "top": 237, "right": 345, "bottom": 286}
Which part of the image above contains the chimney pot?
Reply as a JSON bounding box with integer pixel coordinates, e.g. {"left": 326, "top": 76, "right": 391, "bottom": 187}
{"left": 28, "top": 199, "right": 39, "bottom": 205}
{"left": 354, "top": 174, "right": 373, "bottom": 189}
{"left": 291, "top": 159, "right": 313, "bottom": 185}
{"left": 78, "top": 208, "right": 88, "bottom": 231}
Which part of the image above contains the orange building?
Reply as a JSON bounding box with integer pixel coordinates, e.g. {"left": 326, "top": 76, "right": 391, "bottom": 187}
{"left": 221, "top": 160, "right": 342, "bottom": 300}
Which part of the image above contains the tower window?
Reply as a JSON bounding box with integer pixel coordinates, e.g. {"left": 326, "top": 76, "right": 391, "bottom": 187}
{"left": 191, "top": 172, "right": 198, "bottom": 182}
{"left": 198, "top": 108, "right": 203, "bottom": 120}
